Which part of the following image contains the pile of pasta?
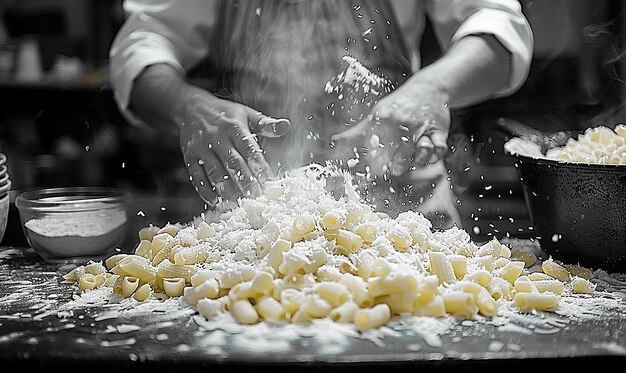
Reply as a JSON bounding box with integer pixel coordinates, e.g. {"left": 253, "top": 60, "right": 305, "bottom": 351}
{"left": 63, "top": 165, "right": 596, "bottom": 330}
{"left": 546, "top": 124, "right": 626, "bottom": 164}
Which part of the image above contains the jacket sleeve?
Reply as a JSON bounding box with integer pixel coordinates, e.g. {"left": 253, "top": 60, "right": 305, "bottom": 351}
{"left": 428, "top": 0, "right": 534, "bottom": 97}
{"left": 108, "top": 0, "right": 218, "bottom": 125}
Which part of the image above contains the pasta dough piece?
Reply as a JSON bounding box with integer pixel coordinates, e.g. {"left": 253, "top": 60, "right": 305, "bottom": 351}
{"left": 219, "top": 265, "right": 256, "bottom": 289}
{"left": 105, "top": 254, "right": 130, "bottom": 270}
{"left": 230, "top": 299, "right": 260, "bottom": 324}
{"left": 354, "top": 304, "right": 391, "bottom": 330}
{"left": 138, "top": 225, "right": 160, "bottom": 241}
{"left": 528, "top": 272, "right": 553, "bottom": 281}
{"left": 121, "top": 276, "right": 140, "bottom": 298}
{"left": 443, "top": 292, "right": 478, "bottom": 319}
{"left": 84, "top": 261, "right": 106, "bottom": 276}
{"left": 133, "top": 239, "right": 152, "bottom": 259}
{"left": 514, "top": 292, "right": 559, "bottom": 312}
{"left": 449, "top": 255, "right": 468, "bottom": 280}
{"left": 250, "top": 271, "right": 275, "bottom": 295}
{"left": 228, "top": 281, "right": 256, "bottom": 301}
{"left": 468, "top": 270, "right": 493, "bottom": 288}
{"left": 571, "top": 277, "right": 596, "bottom": 294}
{"left": 292, "top": 214, "right": 316, "bottom": 236}
{"left": 533, "top": 279, "right": 565, "bottom": 295}
{"left": 564, "top": 264, "right": 594, "bottom": 280}
{"left": 266, "top": 239, "right": 291, "bottom": 271}
{"left": 163, "top": 277, "right": 186, "bottom": 297}
{"left": 335, "top": 229, "right": 364, "bottom": 255}
{"left": 116, "top": 256, "right": 157, "bottom": 285}
{"left": 133, "top": 283, "right": 152, "bottom": 301}
{"left": 157, "top": 222, "right": 182, "bottom": 236}
{"left": 316, "top": 282, "right": 349, "bottom": 307}
{"left": 386, "top": 225, "right": 412, "bottom": 251}
{"left": 459, "top": 281, "right": 497, "bottom": 317}
{"left": 498, "top": 261, "right": 525, "bottom": 284}
{"left": 190, "top": 278, "right": 220, "bottom": 302}
{"left": 301, "top": 294, "right": 332, "bottom": 318}
{"left": 511, "top": 250, "right": 537, "bottom": 267}
{"left": 377, "top": 293, "right": 420, "bottom": 314}
{"left": 321, "top": 210, "right": 346, "bottom": 231}
{"left": 514, "top": 276, "right": 538, "bottom": 293}
{"left": 157, "top": 261, "right": 197, "bottom": 287}
{"left": 256, "top": 296, "right": 284, "bottom": 321}
{"left": 416, "top": 275, "right": 439, "bottom": 304}
{"left": 197, "top": 298, "right": 224, "bottom": 318}
{"left": 354, "top": 223, "right": 379, "bottom": 245}
{"left": 78, "top": 273, "right": 97, "bottom": 291}
{"left": 340, "top": 273, "right": 372, "bottom": 307}
{"left": 368, "top": 273, "right": 418, "bottom": 298}
{"left": 428, "top": 252, "right": 457, "bottom": 285}
{"left": 542, "top": 259, "right": 570, "bottom": 282}
{"left": 63, "top": 266, "right": 86, "bottom": 282}
{"left": 416, "top": 295, "right": 446, "bottom": 317}
{"left": 329, "top": 300, "right": 360, "bottom": 323}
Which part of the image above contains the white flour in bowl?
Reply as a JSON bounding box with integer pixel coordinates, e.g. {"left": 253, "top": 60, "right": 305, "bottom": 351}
{"left": 25, "top": 207, "right": 126, "bottom": 238}
{"left": 23, "top": 207, "right": 127, "bottom": 260}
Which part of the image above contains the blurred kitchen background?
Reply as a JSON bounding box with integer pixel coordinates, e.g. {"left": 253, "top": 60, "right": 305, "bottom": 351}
{"left": 0, "top": 0, "right": 624, "bottom": 250}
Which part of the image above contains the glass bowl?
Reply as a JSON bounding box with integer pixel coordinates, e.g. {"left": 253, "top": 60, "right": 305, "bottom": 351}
{"left": 15, "top": 187, "right": 129, "bottom": 263}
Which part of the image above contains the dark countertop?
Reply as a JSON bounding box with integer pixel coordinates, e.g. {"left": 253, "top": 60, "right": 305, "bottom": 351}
{"left": 1, "top": 245, "right": 626, "bottom": 372}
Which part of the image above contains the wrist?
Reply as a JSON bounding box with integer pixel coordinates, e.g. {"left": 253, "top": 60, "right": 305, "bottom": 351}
{"left": 171, "top": 83, "right": 204, "bottom": 124}
{"left": 405, "top": 69, "right": 452, "bottom": 103}
{"left": 172, "top": 82, "right": 225, "bottom": 127}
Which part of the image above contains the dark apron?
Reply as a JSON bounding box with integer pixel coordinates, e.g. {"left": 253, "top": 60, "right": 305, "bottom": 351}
{"left": 201, "top": 0, "right": 460, "bottom": 228}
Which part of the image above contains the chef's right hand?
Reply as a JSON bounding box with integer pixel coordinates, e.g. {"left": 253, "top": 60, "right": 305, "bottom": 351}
{"left": 178, "top": 92, "right": 290, "bottom": 207}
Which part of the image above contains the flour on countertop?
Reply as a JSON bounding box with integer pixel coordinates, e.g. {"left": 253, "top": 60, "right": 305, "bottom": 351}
{"left": 3, "top": 161, "right": 626, "bottom": 355}
{"left": 2, "top": 247, "right": 626, "bottom": 355}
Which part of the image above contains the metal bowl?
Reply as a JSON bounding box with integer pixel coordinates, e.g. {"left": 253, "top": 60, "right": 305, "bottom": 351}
{"left": 506, "top": 150, "right": 626, "bottom": 273}
{"left": 15, "top": 187, "right": 129, "bottom": 263}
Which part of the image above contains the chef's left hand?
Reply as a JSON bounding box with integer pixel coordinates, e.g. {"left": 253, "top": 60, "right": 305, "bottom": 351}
{"left": 331, "top": 79, "right": 450, "bottom": 178}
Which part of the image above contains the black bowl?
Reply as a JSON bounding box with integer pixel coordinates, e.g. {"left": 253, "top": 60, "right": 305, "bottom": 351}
{"left": 508, "top": 152, "right": 626, "bottom": 273}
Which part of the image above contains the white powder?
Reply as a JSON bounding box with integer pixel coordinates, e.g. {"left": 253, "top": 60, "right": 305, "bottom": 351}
{"left": 101, "top": 337, "right": 136, "bottom": 347}
{"left": 116, "top": 324, "right": 142, "bottom": 333}
{"left": 593, "top": 342, "right": 626, "bottom": 354}
{"left": 488, "top": 340, "right": 504, "bottom": 352}
{"left": 55, "top": 165, "right": 625, "bottom": 349}
{"left": 484, "top": 272, "right": 626, "bottom": 338}
{"left": 25, "top": 208, "right": 127, "bottom": 237}
{"left": 503, "top": 137, "right": 545, "bottom": 159}
{"left": 7, "top": 165, "right": 625, "bottom": 354}
{"left": 324, "top": 55, "right": 394, "bottom": 109}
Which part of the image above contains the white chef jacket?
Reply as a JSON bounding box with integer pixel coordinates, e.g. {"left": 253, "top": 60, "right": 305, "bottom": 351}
{"left": 109, "top": 0, "right": 534, "bottom": 126}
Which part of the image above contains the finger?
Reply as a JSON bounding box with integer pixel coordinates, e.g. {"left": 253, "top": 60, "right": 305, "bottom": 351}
{"left": 214, "top": 145, "right": 263, "bottom": 199}
{"left": 203, "top": 155, "right": 241, "bottom": 204}
{"left": 412, "top": 118, "right": 431, "bottom": 143}
{"left": 232, "top": 126, "right": 275, "bottom": 185}
{"left": 195, "top": 150, "right": 240, "bottom": 204}
{"left": 186, "top": 158, "right": 218, "bottom": 205}
{"left": 248, "top": 110, "right": 291, "bottom": 137}
{"left": 430, "top": 130, "right": 449, "bottom": 163}
{"left": 201, "top": 151, "right": 237, "bottom": 203}
{"left": 413, "top": 135, "right": 435, "bottom": 166}
{"left": 329, "top": 116, "right": 371, "bottom": 143}
{"left": 390, "top": 141, "right": 416, "bottom": 177}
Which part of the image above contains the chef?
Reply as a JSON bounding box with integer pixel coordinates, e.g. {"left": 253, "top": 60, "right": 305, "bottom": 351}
{"left": 109, "top": 0, "right": 533, "bottom": 229}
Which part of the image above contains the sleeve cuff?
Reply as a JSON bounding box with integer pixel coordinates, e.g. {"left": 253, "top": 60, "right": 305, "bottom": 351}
{"left": 450, "top": 8, "right": 534, "bottom": 97}
{"left": 109, "top": 33, "right": 187, "bottom": 127}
